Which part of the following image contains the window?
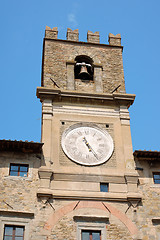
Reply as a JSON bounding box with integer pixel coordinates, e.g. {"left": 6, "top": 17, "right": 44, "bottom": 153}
{"left": 82, "top": 230, "right": 101, "bottom": 240}
{"left": 76, "top": 216, "right": 107, "bottom": 240}
{"left": 3, "top": 225, "right": 24, "bottom": 240}
{"left": 153, "top": 172, "right": 160, "bottom": 184}
{"left": 100, "top": 183, "right": 109, "bottom": 192}
{"left": 9, "top": 164, "right": 29, "bottom": 177}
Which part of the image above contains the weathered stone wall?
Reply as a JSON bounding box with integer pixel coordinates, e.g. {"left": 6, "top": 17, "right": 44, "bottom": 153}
{"left": 0, "top": 151, "right": 136, "bottom": 240}
{"left": 0, "top": 151, "right": 43, "bottom": 240}
{"left": 133, "top": 159, "right": 160, "bottom": 239}
{"left": 1, "top": 152, "right": 160, "bottom": 239}
{"left": 0, "top": 152, "right": 40, "bottom": 212}
{"left": 42, "top": 28, "right": 125, "bottom": 94}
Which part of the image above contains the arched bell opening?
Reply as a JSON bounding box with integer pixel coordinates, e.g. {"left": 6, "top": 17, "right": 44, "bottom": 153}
{"left": 74, "top": 55, "right": 94, "bottom": 81}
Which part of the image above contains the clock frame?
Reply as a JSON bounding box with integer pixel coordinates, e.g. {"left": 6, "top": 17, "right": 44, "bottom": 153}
{"left": 61, "top": 123, "right": 114, "bottom": 166}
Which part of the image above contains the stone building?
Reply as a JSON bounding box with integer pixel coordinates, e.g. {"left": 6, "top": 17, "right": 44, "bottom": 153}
{"left": 0, "top": 27, "right": 160, "bottom": 240}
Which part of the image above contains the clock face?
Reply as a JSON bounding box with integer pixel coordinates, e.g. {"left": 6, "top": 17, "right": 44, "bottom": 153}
{"left": 61, "top": 123, "right": 114, "bottom": 166}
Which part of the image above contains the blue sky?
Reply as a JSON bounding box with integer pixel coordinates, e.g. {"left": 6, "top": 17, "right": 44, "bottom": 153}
{"left": 0, "top": 0, "right": 160, "bottom": 151}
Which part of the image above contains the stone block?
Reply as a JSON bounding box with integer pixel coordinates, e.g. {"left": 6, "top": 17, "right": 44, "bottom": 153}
{"left": 45, "top": 26, "right": 58, "bottom": 39}
{"left": 108, "top": 33, "right": 121, "bottom": 46}
{"left": 87, "top": 30, "right": 100, "bottom": 43}
{"left": 66, "top": 28, "right": 79, "bottom": 41}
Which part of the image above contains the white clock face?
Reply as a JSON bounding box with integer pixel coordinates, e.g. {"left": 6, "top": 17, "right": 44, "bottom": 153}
{"left": 61, "top": 124, "right": 114, "bottom": 166}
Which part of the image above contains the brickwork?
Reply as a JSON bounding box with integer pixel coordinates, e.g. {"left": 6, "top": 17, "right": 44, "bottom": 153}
{"left": 42, "top": 27, "right": 125, "bottom": 94}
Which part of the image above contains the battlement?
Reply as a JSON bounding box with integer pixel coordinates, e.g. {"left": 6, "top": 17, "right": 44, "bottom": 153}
{"left": 45, "top": 26, "right": 121, "bottom": 46}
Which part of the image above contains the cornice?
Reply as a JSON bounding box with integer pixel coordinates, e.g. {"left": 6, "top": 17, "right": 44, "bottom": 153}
{"left": 36, "top": 87, "right": 135, "bottom": 108}
{"left": 37, "top": 189, "right": 142, "bottom": 202}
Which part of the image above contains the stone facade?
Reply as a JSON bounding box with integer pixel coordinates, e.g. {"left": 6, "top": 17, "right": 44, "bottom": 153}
{"left": 0, "top": 28, "right": 160, "bottom": 240}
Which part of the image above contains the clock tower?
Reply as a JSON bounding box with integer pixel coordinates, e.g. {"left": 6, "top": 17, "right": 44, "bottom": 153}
{"left": 36, "top": 27, "right": 141, "bottom": 240}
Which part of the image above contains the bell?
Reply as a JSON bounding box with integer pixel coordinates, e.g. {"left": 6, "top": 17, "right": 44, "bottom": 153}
{"left": 78, "top": 62, "right": 91, "bottom": 80}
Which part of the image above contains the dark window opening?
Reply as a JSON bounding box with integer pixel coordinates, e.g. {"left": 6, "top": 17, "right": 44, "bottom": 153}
{"left": 3, "top": 225, "right": 25, "bottom": 240}
{"left": 61, "top": 121, "right": 65, "bottom": 125}
{"left": 9, "top": 163, "right": 29, "bottom": 177}
{"left": 153, "top": 172, "right": 160, "bottom": 184}
{"left": 106, "top": 124, "right": 109, "bottom": 128}
{"left": 74, "top": 55, "right": 94, "bottom": 81}
{"left": 100, "top": 183, "right": 109, "bottom": 192}
{"left": 82, "top": 230, "right": 101, "bottom": 240}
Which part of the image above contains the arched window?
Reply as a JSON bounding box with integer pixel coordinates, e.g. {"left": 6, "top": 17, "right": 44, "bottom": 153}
{"left": 74, "top": 55, "right": 94, "bottom": 80}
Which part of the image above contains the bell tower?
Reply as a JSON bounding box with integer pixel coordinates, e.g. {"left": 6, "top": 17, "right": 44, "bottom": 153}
{"left": 36, "top": 27, "right": 141, "bottom": 240}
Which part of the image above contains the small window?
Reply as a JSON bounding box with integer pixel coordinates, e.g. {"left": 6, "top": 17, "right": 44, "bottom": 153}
{"left": 82, "top": 230, "right": 101, "bottom": 240}
{"left": 3, "top": 225, "right": 25, "bottom": 240}
{"left": 153, "top": 172, "right": 160, "bottom": 184}
{"left": 9, "top": 164, "right": 29, "bottom": 177}
{"left": 100, "top": 183, "right": 109, "bottom": 192}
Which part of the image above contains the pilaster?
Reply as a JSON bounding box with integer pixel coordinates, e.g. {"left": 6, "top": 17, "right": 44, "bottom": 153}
{"left": 42, "top": 99, "right": 53, "bottom": 167}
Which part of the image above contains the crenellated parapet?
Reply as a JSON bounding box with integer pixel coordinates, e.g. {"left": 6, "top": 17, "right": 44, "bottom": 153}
{"left": 87, "top": 30, "right": 100, "bottom": 43}
{"left": 67, "top": 28, "right": 79, "bottom": 41}
{"left": 45, "top": 26, "right": 121, "bottom": 46}
{"left": 45, "top": 26, "right": 58, "bottom": 39}
{"left": 108, "top": 33, "right": 121, "bottom": 46}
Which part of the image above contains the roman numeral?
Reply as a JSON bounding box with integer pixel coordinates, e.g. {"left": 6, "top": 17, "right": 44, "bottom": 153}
{"left": 77, "top": 131, "right": 82, "bottom": 136}
{"left": 85, "top": 130, "right": 89, "bottom": 135}
{"left": 97, "top": 138, "right": 102, "bottom": 141}
{"left": 99, "top": 144, "right": 104, "bottom": 147}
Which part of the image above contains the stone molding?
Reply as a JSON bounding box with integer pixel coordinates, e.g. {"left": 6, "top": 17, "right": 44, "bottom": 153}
{"left": 42, "top": 99, "right": 53, "bottom": 116}
{"left": 120, "top": 106, "right": 131, "bottom": 125}
{"left": 125, "top": 173, "right": 139, "bottom": 184}
{"left": 52, "top": 172, "right": 126, "bottom": 183}
{"left": 52, "top": 105, "right": 120, "bottom": 117}
{"left": 38, "top": 166, "right": 53, "bottom": 188}
{"left": 38, "top": 166, "right": 53, "bottom": 179}
{"left": 73, "top": 216, "right": 109, "bottom": 222}
{"left": 37, "top": 188, "right": 142, "bottom": 201}
{"left": 0, "top": 210, "right": 34, "bottom": 218}
{"left": 44, "top": 36, "right": 123, "bottom": 49}
{"left": 125, "top": 173, "right": 139, "bottom": 194}
{"left": 37, "top": 87, "right": 135, "bottom": 108}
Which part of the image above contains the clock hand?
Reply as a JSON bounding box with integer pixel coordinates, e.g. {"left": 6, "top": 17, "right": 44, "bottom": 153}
{"left": 83, "top": 137, "right": 99, "bottom": 159}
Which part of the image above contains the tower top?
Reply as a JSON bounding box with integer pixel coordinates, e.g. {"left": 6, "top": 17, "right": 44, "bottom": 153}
{"left": 45, "top": 26, "right": 121, "bottom": 46}
{"left": 41, "top": 26, "right": 125, "bottom": 94}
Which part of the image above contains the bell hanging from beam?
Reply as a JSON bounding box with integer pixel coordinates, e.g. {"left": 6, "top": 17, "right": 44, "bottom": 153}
{"left": 76, "top": 62, "right": 91, "bottom": 80}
